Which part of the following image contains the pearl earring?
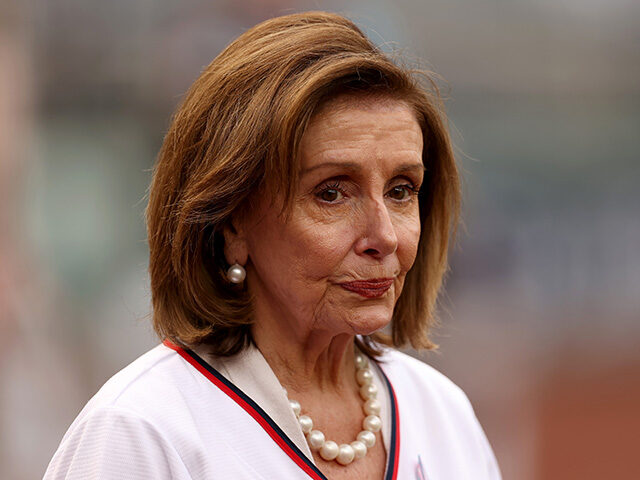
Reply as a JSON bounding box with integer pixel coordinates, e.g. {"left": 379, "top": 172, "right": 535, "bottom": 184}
{"left": 226, "top": 263, "right": 246, "bottom": 283}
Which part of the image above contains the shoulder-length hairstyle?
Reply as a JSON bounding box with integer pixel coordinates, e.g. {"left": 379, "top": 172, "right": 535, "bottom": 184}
{"left": 146, "top": 11, "right": 460, "bottom": 357}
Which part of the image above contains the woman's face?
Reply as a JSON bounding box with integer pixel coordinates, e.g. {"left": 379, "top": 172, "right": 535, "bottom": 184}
{"left": 232, "top": 95, "right": 424, "bottom": 339}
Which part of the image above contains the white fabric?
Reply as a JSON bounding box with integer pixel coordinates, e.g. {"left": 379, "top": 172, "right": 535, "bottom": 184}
{"left": 379, "top": 350, "right": 502, "bottom": 479}
{"left": 44, "top": 343, "right": 501, "bottom": 479}
{"left": 191, "top": 342, "right": 315, "bottom": 459}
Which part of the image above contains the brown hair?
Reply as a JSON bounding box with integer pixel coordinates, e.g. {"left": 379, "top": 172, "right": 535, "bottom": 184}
{"left": 146, "top": 11, "right": 460, "bottom": 357}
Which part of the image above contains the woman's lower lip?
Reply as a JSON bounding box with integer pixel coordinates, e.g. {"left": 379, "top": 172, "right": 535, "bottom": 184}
{"left": 340, "top": 280, "right": 393, "bottom": 298}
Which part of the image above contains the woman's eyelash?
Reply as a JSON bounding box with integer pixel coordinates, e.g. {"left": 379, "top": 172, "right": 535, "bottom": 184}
{"left": 314, "top": 181, "right": 347, "bottom": 202}
{"left": 387, "top": 183, "right": 420, "bottom": 200}
{"left": 391, "top": 181, "right": 420, "bottom": 193}
{"left": 399, "top": 183, "right": 420, "bottom": 193}
{"left": 315, "top": 180, "right": 346, "bottom": 194}
{"left": 322, "top": 181, "right": 342, "bottom": 190}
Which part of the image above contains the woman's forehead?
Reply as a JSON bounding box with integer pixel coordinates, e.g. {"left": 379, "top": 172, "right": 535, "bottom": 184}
{"left": 299, "top": 97, "right": 423, "bottom": 168}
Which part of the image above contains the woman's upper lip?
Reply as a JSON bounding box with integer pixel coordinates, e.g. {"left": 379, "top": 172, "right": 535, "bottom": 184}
{"left": 340, "top": 278, "right": 394, "bottom": 288}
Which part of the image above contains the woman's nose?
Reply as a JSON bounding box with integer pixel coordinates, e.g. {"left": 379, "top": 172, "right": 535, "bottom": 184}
{"left": 353, "top": 199, "right": 398, "bottom": 259}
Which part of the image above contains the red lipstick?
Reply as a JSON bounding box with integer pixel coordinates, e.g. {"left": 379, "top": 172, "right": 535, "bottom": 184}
{"left": 340, "top": 278, "right": 393, "bottom": 298}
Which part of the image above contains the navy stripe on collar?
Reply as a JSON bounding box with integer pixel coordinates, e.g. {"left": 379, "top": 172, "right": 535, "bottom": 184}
{"left": 377, "top": 363, "right": 400, "bottom": 480}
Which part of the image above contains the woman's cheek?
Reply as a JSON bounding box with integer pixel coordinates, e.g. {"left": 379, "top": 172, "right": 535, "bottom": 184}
{"left": 289, "top": 217, "right": 351, "bottom": 271}
{"left": 398, "top": 215, "right": 421, "bottom": 265}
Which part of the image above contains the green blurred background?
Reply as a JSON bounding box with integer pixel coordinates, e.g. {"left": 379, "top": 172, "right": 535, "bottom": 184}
{"left": 1, "top": 1, "right": 639, "bottom": 478}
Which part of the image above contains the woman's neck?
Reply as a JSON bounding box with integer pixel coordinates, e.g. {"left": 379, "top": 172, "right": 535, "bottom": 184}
{"left": 252, "top": 319, "right": 358, "bottom": 395}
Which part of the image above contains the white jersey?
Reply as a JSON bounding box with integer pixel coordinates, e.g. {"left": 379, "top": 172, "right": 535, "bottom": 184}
{"left": 44, "top": 340, "right": 501, "bottom": 479}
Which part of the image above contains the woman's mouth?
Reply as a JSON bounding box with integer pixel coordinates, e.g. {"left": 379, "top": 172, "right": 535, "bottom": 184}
{"left": 339, "top": 278, "right": 393, "bottom": 298}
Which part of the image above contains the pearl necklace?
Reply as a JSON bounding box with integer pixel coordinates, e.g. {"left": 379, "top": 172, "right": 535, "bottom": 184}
{"left": 286, "top": 352, "right": 382, "bottom": 466}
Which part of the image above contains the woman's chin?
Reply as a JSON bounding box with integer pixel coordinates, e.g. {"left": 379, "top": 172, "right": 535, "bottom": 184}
{"left": 344, "top": 310, "right": 393, "bottom": 336}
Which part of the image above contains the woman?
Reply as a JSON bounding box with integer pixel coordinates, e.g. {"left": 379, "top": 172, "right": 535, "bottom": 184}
{"left": 45, "top": 11, "right": 501, "bottom": 480}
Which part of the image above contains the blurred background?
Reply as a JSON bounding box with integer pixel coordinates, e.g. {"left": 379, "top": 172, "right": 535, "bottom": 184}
{"left": 1, "top": 0, "right": 639, "bottom": 478}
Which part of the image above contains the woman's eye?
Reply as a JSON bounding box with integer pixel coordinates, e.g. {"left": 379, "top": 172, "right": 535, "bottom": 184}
{"left": 317, "top": 187, "right": 344, "bottom": 203}
{"left": 387, "top": 185, "right": 416, "bottom": 201}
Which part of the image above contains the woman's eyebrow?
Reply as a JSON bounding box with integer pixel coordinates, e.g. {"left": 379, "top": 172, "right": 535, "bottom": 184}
{"left": 392, "top": 163, "right": 426, "bottom": 176}
{"left": 300, "top": 161, "right": 360, "bottom": 176}
{"left": 301, "top": 161, "right": 425, "bottom": 177}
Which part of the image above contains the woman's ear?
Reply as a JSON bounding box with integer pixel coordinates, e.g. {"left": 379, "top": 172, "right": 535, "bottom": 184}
{"left": 222, "top": 217, "right": 249, "bottom": 267}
